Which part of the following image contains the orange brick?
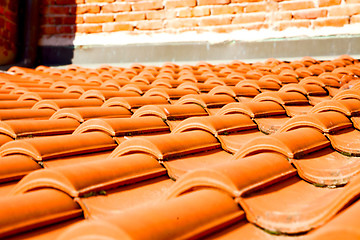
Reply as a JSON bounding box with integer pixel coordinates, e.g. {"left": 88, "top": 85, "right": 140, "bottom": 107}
{"left": 58, "top": 25, "right": 76, "bottom": 34}
{"left": 165, "top": 18, "right": 198, "bottom": 28}
{"left": 232, "top": 12, "right": 266, "bottom": 24}
{"left": 198, "top": 0, "right": 230, "bottom": 5}
{"left": 207, "top": 25, "right": 238, "bottom": 33}
{"left": 270, "top": 11, "right": 292, "bottom": 21}
{"left": 165, "top": 9, "right": 177, "bottom": 19}
{"left": 245, "top": 2, "right": 269, "bottom": 13}
{"left": 76, "top": 23, "right": 102, "bottom": 33}
{"left": 41, "top": 24, "right": 57, "bottom": 34}
{"left": 279, "top": 0, "right": 315, "bottom": 11}
{"left": 276, "top": 19, "right": 311, "bottom": 30}
{"left": 192, "top": 6, "right": 211, "bottom": 17}
{"left": 293, "top": 8, "right": 328, "bottom": 19}
{"left": 211, "top": 5, "right": 241, "bottom": 15}
{"left": 328, "top": 4, "right": 360, "bottom": 16}
{"left": 176, "top": 7, "right": 193, "bottom": 18}
{"left": 103, "top": 22, "right": 133, "bottom": 32}
{"left": 164, "top": 0, "right": 196, "bottom": 9}
{"left": 132, "top": 0, "right": 163, "bottom": 11}
{"left": 351, "top": 14, "right": 360, "bottom": 22}
{"left": 102, "top": 2, "right": 131, "bottom": 13}
{"left": 84, "top": 13, "right": 114, "bottom": 23}
{"left": 318, "top": 0, "right": 341, "bottom": 7}
{"left": 136, "top": 20, "right": 163, "bottom": 30}
{"left": 146, "top": 10, "right": 166, "bottom": 19}
{"left": 231, "top": 0, "right": 263, "bottom": 3}
{"left": 42, "top": 5, "right": 74, "bottom": 14}
{"left": 198, "top": 15, "right": 232, "bottom": 26}
{"left": 115, "top": 12, "right": 146, "bottom": 21}
{"left": 76, "top": 16, "right": 84, "bottom": 24}
{"left": 76, "top": 4, "right": 101, "bottom": 14}
{"left": 313, "top": 16, "right": 349, "bottom": 27}
{"left": 85, "top": 0, "right": 114, "bottom": 2}
{"left": 44, "top": 15, "right": 82, "bottom": 24}
{"left": 57, "top": 0, "right": 84, "bottom": 4}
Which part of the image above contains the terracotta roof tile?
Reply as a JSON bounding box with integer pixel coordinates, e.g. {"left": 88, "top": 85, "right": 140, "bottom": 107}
{"left": 12, "top": 153, "right": 165, "bottom": 198}
{"left": 59, "top": 189, "right": 243, "bottom": 240}
{"left": 0, "top": 119, "right": 79, "bottom": 139}
{"left": 0, "top": 189, "right": 82, "bottom": 238}
{"left": 0, "top": 56, "right": 360, "bottom": 238}
{"left": 101, "top": 96, "right": 168, "bottom": 110}
{"left": 239, "top": 171, "right": 360, "bottom": 234}
{"left": 0, "top": 109, "right": 55, "bottom": 120}
{"left": 50, "top": 106, "right": 132, "bottom": 122}
{"left": 32, "top": 99, "right": 103, "bottom": 111}
{"left": 0, "top": 132, "right": 116, "bottom": 161}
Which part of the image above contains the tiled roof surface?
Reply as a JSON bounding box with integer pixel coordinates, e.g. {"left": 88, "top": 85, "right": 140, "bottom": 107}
{"left": 1, "top": 55, "right": 360, "bottom": 239}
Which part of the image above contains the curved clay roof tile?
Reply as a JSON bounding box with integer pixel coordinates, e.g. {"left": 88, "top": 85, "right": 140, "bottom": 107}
{"left": 121, "top": 83, "right": 147, "bottom": 95}
{"left": 164, "top": 152, "right": 295, "bottom": 199}
{"left": 32, "top": 99, "right": 103, "bottom": 111}
{"left": 50, "top": 81, "right": 69, "bottom": 89}
{"left": 0, "top": 118, "right": 79, "bottom": 138}
{"left": 108, "top": 130, "right": 219, "bottom": 160}
{"left": 333, "top": 89, "right": 360, "bottom": 101}
{"left": 59, "top": 189, "right": 241, "bottom": 240}
{"left": 279, "top": 112, "right": 352, "bottom": 133}
{"left": 279, "top": 83, "right": 308, "bottom": 96}
{"left": 0, "top": 154, "right": 41, "bottom": 183}
{"left": 172, "top": 114, "right": 256, "bottom": 136}
{"left": 73, "top": 117, "right": 169, "bottom": 136}
{"left": 176, "top": 94, "right": 236, "bottom": 108}
{"left": 308, "top": 64, "right": 325, "bottom": 76}
{"left": 102, "top": 96, "right": 168, "bottom": 109}
{"left": 0, "top": 109, "right": 55, "bottom": 120}
{"left": 130, "top": 76, "right": 150, "bottom": 85}
{"left": 0, "top": 189, "right": 82, "bottom": 238}
{"left": 253, "top": 91, "right": 309, "bottom": 105}
{"left": 217, "top": 101, "right": 285, "bottom": 117}
{"left": 12, "top": 154, "right": 165, "bottom": 198}
{"left": 176, "top": 82, "right": 200, "bottom": 93}
{"left": 0, "top": 132, "right": 116, "bottom": 161}
{"left": 234, "top": 127, "right": 330, "bottom": 159}
{"left": 208, "top": 86, "right": 237, "bottom": 98}
{"left": 101, "top": 80, "right": 121, "bottom": 90}
{"left": 50, "top": 107, "right": 131, "bottom": 122}
{"left": 132, "top": 104, "right": 207, "bottom": 120}
{"left": 239, "top": 171, "right": 360, "bottom": 234}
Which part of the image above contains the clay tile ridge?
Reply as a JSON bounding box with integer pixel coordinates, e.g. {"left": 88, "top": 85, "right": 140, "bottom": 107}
{"left": 333, "top": 89, "right": 360, "bottom": 101}
{"left": 0, "top": 189, "right": 82, "bottom": 238}
{"left": 0, "top": 132, "right": 116, "bottom": 161}
{"left": 172, "top": 114, "right": 256, "bottom": 137}
{"left": 279, "top": 111, "right": 352, "bottom": 134}
{"left": 108, "top": 130, "right": 219, "bottom": 160}
{"left": 234, "top": 127, "right": 330, "bottom": 159}
{"left": 216, "top": 101, "right": 285, "bottom": 117}
{"left": 101, "top": 96, "right": 168, "bottom": 110}
{"left": 32, "top": 99, "right": 103, "bottom": 111}
{"left": 59, "top": 189, "right": 242, "bottom": 240}
{"left": 73, "top": 117, "right": 169, "bottom": 136}
{"left": 11, "top": 153, "right": 165, "bottom": 198}
{"left": 0, "top": 118, "right": 80, "bottom": 138}
{"left": 50, "top": 107, "right": 132, "bottom": 123}
{"left": 176, "top": 94, "right": 236, "bottom": 108}
{"left": 164, "top": 152, "right": 296, "bottom": 199}
{"left": 132, "top": 104, "right": 207, "bottom": 120}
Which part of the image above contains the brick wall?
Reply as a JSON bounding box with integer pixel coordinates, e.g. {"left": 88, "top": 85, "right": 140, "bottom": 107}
{"left": 0, "top": 0, "right": 18, "bottom": 65}
{"left": 40, "top": 0, "right": 360, "bottom": 38}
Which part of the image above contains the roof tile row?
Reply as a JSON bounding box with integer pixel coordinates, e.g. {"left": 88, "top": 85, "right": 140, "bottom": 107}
{"left": 0, "top": 55, "right": 360, "bottom": 239}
